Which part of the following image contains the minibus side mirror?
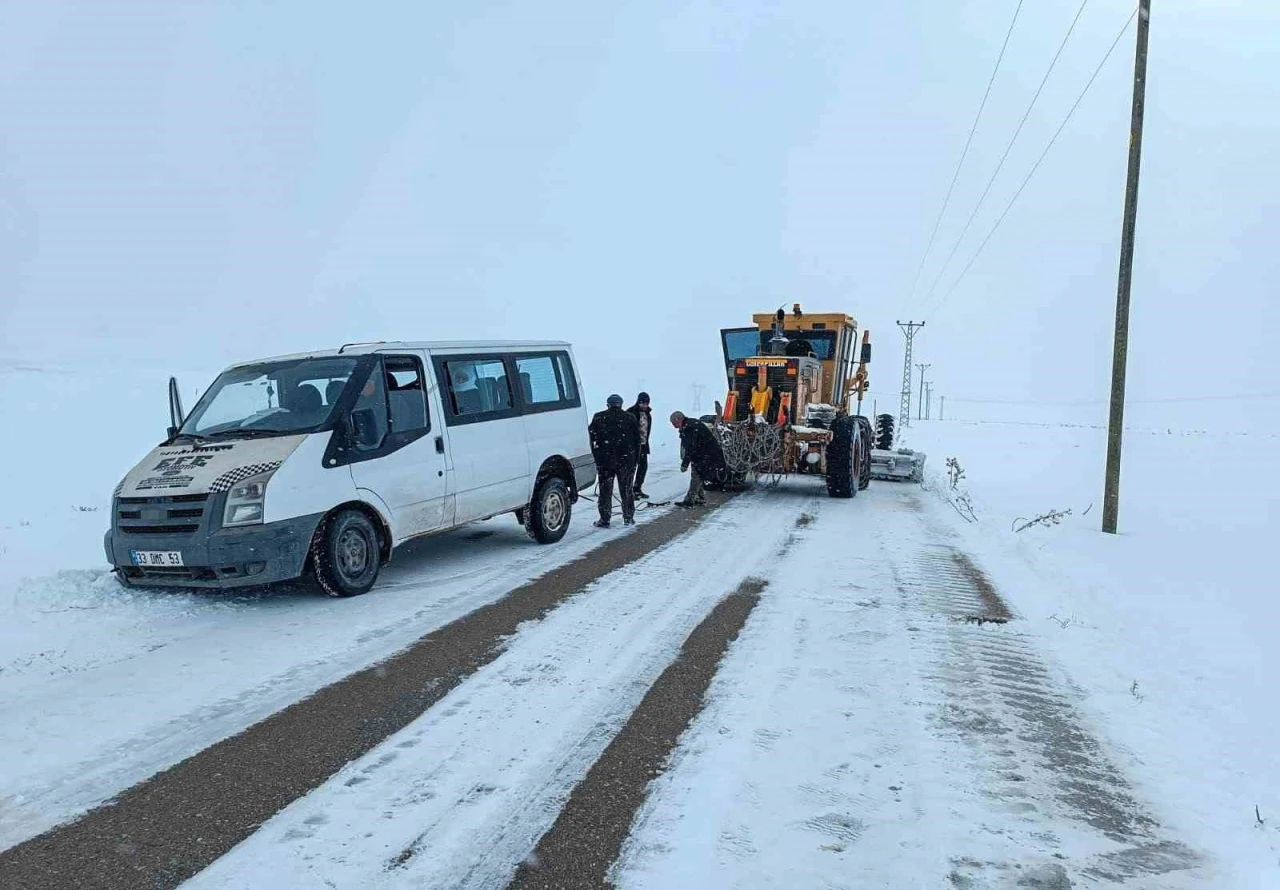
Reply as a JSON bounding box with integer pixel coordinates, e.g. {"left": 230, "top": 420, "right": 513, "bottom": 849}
{"left": 168, "top": 376, "right": 185, "bottom": 438}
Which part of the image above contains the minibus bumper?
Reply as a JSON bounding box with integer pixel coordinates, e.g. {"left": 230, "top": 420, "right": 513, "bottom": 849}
{"left": 105, "top": 513, "right": 324, "bottom": 589}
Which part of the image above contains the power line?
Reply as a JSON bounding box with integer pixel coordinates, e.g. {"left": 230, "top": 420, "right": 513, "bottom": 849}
{"left": 918, "top": 0, "right": 1091, "bottom": 311}
{"left": 905, "top": 0, "right": 1025, "bottom": 302}
{"left": 948, "top": 391, "right": 1280, "bottom": 406}
{"left": 922, "top": 4, "right": 1139, "bottom": 319}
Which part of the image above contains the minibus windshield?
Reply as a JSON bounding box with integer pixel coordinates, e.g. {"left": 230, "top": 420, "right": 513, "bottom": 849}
{"left": 178, "top": 357, "right": 360, "bottom": 439}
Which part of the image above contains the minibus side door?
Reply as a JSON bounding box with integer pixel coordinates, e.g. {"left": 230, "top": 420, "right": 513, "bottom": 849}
{"left": 343, "top": 353, "right": 454, "bottom": 541}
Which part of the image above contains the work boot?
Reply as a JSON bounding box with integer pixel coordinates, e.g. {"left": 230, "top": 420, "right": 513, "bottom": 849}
{"left": 675, "top": 500, "right": 696, "bottom": 508}
{"left": 593, "top": 519, "right": 611, "bottom": 529}
{"left": 624, "top": 517, "right": 635, "bottom": 526}
{"left": 635, "top": 490, "right": 650, "bottom": 500}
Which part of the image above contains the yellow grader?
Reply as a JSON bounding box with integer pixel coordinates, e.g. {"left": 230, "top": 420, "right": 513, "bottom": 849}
{"left": 713, "top": 304, "right": 875, "bottom": 497}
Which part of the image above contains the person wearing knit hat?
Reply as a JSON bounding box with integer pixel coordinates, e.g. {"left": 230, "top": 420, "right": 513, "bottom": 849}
{"left": 627, "top": 392, "right": 653, "bottom": 500}
{"left": 587, "top": 394, "right": 641, "bottom": 527}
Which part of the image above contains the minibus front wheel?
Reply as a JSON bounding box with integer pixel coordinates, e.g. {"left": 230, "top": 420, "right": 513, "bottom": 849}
{"left": 311, "top": 508, "right": 383, "bottom": 597}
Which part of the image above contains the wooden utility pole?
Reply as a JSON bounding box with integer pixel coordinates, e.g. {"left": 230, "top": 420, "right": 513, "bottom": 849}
{"left": 1103, "top": 0, "right": 1152, "bottom": 534}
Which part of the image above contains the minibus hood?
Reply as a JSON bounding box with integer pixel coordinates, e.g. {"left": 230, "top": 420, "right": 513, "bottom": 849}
{"left": 115, "top": 434, "right": 309, "bottom": 498}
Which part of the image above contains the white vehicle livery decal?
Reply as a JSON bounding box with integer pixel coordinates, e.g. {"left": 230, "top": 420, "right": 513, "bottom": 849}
{"left": 118, "top": 435, "right": 308, "bottom": 498}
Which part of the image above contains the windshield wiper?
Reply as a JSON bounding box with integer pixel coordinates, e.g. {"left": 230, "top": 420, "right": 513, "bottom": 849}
{"left": 194, "top": 428, "right": 293, "bottom": 440}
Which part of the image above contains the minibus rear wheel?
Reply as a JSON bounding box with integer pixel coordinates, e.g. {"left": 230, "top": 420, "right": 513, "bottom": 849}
{"left": 312, "top": 509, "right": 382, "bottom": 597}
{"left": 526, "top": 476, "right": 571, "bottom": 544}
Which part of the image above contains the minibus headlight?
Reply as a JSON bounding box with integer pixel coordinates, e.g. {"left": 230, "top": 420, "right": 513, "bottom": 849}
{"left": 223, "top": 470, "right": 276, "bottom": 528}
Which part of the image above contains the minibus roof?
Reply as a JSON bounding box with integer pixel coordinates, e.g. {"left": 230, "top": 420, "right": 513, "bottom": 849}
{"left": 226, "top": 341, "right": 574, "bottom": 369}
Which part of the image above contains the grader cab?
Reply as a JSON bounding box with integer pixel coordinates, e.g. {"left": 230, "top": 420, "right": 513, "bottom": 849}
{"left": 715, "top": 305, "right": 875, "bottom": 497}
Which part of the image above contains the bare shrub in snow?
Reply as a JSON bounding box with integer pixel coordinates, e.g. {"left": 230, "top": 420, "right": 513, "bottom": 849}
{"left": 1012, "top": 509, "right": 1072, "bottom": 533}
{"left": 1130, "top": 680, "right": 1145, "bottom": 702}
{"left": 951, "top": 492, "right": 977, "bottom": 523}
{"left": 946, "top": 457, "right": 966, "bottom": 490}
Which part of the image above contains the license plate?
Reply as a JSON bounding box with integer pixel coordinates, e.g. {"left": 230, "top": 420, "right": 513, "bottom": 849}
{"left": 131, "top": 550, "right": 185, "bottom": 568}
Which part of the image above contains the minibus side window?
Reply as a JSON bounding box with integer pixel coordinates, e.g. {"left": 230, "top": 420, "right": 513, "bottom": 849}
{"left": 385, "top": 355, "right": 429, "bottom": 433}
{"left": 443, "top": 358, "right": 512, "bottom": 417}
{"left": 514, "top": 355, "right": 561, "bottom": 405}
{"left": 512, "top": 352, "right": 582, "bottom": 413}
{"left": 554, "top": 353, "right": 579, "bottom": 402}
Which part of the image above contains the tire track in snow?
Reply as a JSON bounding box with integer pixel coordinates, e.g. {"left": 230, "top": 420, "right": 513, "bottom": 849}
{"left": 177, "top": 491, "right": 814, "bottom": 890}
{"left": 897, "top": 495, "right": 1203, "bottom": 885}
{"left": 612, "top": 484, "right": 1208, "bottom": 889}
{"left": 0, "top": 487, "right": 731, "bottom": 890}
{"left": 506, "top": 579, "right": 766, "bottom": 890}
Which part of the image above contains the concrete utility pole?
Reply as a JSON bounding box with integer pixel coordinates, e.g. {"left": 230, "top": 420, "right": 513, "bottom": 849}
{"left": 925, "top": 381, "right": 934, "bottom": 420}
{"left": 1103, "top": 0, "right": 1152, "bottom": 535}
{"left": 691, "top": 382, "right": 705, "bottom": 415}
{"left": 916, "top": 363, "right": 932, "bottom": 420}
{"left": 897, "top": 321, "right": 924, "bottom": 429}
{"left": 940, "top": 395, "right": 946, "bottom": 420}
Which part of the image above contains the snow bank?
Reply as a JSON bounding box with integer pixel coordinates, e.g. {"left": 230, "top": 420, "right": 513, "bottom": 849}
{"left": 0, "top": 362, "right": 216, "bottom": 588}
{"left": 906, "top": 418, "right": 1280, "bottom": 884}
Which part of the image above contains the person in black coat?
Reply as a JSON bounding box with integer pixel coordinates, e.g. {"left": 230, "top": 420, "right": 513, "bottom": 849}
{"left": 669, "top": 410, "right": 727, "bottom": 507}
{"left": 627, "top": 392, "right": 653, "bottom": 499}
{"left": 588, "top": 394, "right": 640, "bottom": 527}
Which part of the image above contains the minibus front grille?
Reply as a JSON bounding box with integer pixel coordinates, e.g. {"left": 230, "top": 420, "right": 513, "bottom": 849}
{"left": 115, "top": 493, "right": 211, "bottom": 535}
{"left": 120, "top": 524, "right": 200, "bottom": 536}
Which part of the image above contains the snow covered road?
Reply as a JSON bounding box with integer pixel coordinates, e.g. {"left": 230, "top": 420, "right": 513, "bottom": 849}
{"left": 0, "top": 467, "right": 689, "bottom": 850}
{"left": 613, "top": 482, "right": 1212, "bottom": 889}
{"left": 2, "top": 449, "right": 1248, "bottom": 888}
{"left": 183, "top": 489, "right": 809, "bottom": 890}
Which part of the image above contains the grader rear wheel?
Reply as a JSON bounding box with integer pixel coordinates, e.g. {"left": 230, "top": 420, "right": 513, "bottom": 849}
{"left": 875, "top": 413, "right": 895, "bottom": 450}
{"left": 855, "top": 416, "right": 873, "bottom": 490}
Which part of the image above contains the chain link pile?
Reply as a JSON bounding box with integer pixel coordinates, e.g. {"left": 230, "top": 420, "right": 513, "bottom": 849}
{"left": 715, "top": 421, "right": 785, "bottom": 484}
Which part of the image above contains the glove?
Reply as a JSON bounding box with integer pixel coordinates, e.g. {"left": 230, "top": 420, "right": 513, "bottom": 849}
{"left": 680, "top": 462, "right": 689, "bottom": 473}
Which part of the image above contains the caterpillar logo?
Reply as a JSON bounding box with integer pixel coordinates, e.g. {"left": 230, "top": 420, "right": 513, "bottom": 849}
{"left": 744, "top": 357, "right": 790, "bottom": 367}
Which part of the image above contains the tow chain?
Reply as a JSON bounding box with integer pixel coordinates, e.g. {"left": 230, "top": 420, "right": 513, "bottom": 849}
{"left": 578, "top": 481, "right": 674, "bottom": 513}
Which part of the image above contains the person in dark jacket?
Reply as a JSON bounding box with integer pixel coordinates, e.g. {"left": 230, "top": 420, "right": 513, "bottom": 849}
{"left": 627, "top": 392, "right": 653, "bottom": 500}
{"left": 588, "top": 394, "right": 641, "bottom": 527}
{"left": 670, "top": 410, "right": 727, "bottom": 507}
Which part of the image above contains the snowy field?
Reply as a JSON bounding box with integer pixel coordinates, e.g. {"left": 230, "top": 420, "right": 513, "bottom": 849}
{"left": 2, "top": 364, "right": 1277, "bottom": 888}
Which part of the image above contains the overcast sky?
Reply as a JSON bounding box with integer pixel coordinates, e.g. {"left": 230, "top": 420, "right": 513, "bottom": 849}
{"left": 1, "top": 1, "right": 1275, "bottom": 430}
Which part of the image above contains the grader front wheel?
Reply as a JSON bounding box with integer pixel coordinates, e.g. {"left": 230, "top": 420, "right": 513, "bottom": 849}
{"left": 826, "top": 416, "right": 856, "bottom": 498}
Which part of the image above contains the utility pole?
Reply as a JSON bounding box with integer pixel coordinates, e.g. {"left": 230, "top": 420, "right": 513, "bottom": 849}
{"left": 1103, "top": 0, "right": 1152, "bottom": 535}
{"left": 940, "top": 395, "right": 946, "bottom": 421}
{"left": 925, "top": 381, "right": 934, "bottom": 419}
{"left": 897, "top": 321, "right": 924, "bottom": 429}
{"left": 916, "top": 363, "right": 932, "bottom": 421}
